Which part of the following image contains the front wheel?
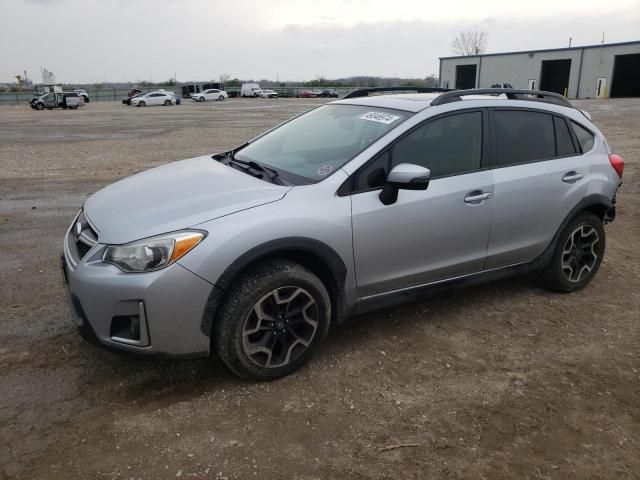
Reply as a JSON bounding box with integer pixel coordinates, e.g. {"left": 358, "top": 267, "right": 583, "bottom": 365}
{"left": 539, "top": 213, "right": 605, "bottom": 293}
{"left": 164, "top": 99, "right": 172, "bottom": 106}
{"left": 218, "top": 95, "right": 224, "bottom": 101}
{"left": 214, "top": 260, "right": 331, "bottom": 381}
{"left": 199, "top": 97, "right": 205, "bottom": 102}
{"left": 138, "top": 101, "right": 146, "bottom": 107}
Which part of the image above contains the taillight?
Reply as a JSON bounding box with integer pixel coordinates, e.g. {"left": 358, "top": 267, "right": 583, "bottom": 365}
{"left": 609, "top": 154, "right": 624, "bottom": 178}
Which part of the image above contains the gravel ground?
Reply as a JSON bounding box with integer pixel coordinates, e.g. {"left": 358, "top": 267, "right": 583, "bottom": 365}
{"left": 1, "top": 98, "right": 639, "bottom": 480}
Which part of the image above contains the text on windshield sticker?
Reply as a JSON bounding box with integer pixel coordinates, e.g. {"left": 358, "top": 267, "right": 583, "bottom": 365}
{"left": 359, "top": 111, "right": 400, "bottom": 125}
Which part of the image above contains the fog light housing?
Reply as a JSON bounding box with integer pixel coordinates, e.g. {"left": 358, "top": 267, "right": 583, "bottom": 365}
{"left": 109, "top": 301, "right": 150, "bottom": 347}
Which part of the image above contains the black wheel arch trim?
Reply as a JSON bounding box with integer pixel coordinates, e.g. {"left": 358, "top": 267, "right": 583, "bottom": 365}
{"left": 200, "top": 237, "right": 348, "bottom": 338}
{"left": 532, "top": 193, "right": 613, "bottom": 269}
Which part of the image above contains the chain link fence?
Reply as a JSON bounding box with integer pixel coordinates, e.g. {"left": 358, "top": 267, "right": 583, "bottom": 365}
{"left": 0, "top": 85, "right": 360, "bottom": 105}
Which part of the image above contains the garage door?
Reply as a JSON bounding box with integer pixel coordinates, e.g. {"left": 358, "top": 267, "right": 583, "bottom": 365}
{"left": 611, "top": 54, "right": 640, "bottom": 98}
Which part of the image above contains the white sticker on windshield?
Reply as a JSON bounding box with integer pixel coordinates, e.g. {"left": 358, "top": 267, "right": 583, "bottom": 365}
{"left": 317, "top": 165, "right": 333, "bottom": 176}
{"left": 359, "top": 111, "right": 400, "bottom": 125}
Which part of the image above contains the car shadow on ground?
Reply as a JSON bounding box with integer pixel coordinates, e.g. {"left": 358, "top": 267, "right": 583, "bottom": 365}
{"left": 65, "top": 273, "right": 539, "bottom": 406}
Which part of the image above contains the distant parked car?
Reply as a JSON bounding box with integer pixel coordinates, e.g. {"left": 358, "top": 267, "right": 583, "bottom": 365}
{"left": 191, "top": 89, "right": 228, "bottom": 102}
{"left": 131, "top": 90, "right": 176, "bottom": 107}
{"left": 74, "top": 89, "right": 90, "bottom": 102}
{"left": 491, "top": 83, "right": 514, "bottom": 89}
{"left": 299, "top": 90, "right": 318, "bottom": 98}
{"left": 30, "top": 91, "right": 81, "bottom": 110}
{"left": 122, "top": 89, "right": 144, "bottom": 105}
{"left": 259, "top": 89, "right": 278, "bottom": 98}
{"left": 122, "top": 93, "right": 142, "bottom": 105}
{"left": 320, "top": 89, "right": 339, "bottom": 98}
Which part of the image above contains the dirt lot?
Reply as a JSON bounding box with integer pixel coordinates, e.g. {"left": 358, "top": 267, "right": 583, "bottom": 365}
{"left": 1, "top": 98, "right": 639, "bottom": 480}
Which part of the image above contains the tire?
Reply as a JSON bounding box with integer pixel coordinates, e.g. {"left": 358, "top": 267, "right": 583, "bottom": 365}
{"left": 539, "top": 213, "right": 605, "bottom": 293}
{"left": 138, "top": 101, "right": 146, "bottom": 107}
{"left": 164, "top": 100, "right": 172, "bottom": 106}
{"left": 84, "top": 97, "right": 90, "bottom": 103}
{"left": 199, "top": 97, "right": 205, "bottom": 102}
{"left": 218, "top": 95, "right": 224, "bottom": 101}
{"left": 214, "top": 260, "right": 331, "bottom": 381}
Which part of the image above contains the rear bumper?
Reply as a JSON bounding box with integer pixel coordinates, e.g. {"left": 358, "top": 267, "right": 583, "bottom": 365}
{"left": 605, "top": 192, "right": 618, "bottom": 224}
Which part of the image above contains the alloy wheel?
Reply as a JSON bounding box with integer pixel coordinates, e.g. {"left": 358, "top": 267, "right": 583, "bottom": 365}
{"left": 242, "top": 286, "right": 319, "bottom": 368}
{"left": 561, "top": 225, "right": 600, "bottom": 283}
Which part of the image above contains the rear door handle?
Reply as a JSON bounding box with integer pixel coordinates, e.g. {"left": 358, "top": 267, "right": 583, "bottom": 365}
{"left": 562, "top": 172, "right": 584, "bottom": 183}
{"left": 464, "top": 192, "right": 492, "bottom": 203}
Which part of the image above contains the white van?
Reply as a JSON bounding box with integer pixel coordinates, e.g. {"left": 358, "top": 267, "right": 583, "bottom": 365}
{"left": 241, "top": 83, "right": 262, "bottom": 97}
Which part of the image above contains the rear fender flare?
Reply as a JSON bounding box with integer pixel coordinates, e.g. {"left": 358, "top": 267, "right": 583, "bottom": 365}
{"left": 533, "top": 194, "right": 613, "bottom": 269}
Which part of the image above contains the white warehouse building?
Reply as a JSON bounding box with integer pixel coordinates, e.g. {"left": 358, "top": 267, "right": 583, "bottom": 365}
{"left": 439, "top": 40, "right": 640, "bottom": 99}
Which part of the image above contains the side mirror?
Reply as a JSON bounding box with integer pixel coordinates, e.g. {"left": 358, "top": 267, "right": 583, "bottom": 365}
{"left": 379, "top": 163, "right": 430, "bottom": 205}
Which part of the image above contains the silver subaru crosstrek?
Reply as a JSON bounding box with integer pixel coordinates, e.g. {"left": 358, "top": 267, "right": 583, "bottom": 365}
{"left": 62, "top": 88, "right": 624, "bottom": 380}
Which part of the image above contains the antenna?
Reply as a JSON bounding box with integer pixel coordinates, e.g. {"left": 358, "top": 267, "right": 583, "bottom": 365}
{"left": 568, "top": 37, "right": 572, "bottom": 47}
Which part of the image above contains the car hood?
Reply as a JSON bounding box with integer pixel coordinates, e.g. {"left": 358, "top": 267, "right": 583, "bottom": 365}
{"left": 84, "top": 155, "right": 290, "bottom": 244}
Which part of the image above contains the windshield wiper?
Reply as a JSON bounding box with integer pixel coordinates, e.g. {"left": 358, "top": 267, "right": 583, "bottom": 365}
{"left": 230, "top": 158, "right": 283, "bottom": 184}
{"left": 213, "top": 147, "right": 286, "bottom": 185}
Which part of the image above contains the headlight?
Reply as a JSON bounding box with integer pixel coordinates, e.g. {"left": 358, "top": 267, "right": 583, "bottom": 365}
{"left": 103, "top": 230, "right": 206, "bottom": 273}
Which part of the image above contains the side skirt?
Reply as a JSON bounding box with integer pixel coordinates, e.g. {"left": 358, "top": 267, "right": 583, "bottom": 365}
{"left": 351, "top": 261, "right": 540, "bottom": 317}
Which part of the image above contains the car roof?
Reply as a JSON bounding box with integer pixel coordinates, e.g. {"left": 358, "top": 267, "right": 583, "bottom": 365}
{"left": 332, "top": 91, "right": 578, "bottom": 115}
{"left": 332, "top": 93, "right": 441, "bottom": 113}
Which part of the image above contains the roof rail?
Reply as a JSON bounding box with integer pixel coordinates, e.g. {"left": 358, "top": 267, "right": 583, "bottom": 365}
{"left": 431, "top": 88, "right": 572, "bottom": 107}
{"left": 343, "top": 86, "right": 451, "bottom": 99}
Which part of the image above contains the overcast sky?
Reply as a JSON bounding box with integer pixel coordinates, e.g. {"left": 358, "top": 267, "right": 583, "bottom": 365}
{"left": 1, "top": 0, "right": 639, "bottom": 84}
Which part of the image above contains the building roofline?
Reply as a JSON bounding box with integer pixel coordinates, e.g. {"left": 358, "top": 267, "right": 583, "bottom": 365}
{"left": 439, "top": 40, "right": 640, "bottom": 60}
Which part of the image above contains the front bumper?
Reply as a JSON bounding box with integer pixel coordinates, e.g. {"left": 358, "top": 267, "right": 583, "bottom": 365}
{"left": 61, "top": 219, "right": 213, "bottom": 357}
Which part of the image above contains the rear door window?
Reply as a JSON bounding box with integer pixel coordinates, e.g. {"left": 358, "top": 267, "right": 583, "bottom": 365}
{"left": 493, "top": 110, "right": 555, "bottom": 166}
{"left": 571, "top": 121, "right": 595, "bottom": 153}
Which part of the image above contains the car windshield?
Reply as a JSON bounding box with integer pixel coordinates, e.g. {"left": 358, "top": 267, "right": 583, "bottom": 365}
{"left": 235, "top": 104, "right": 411, "bottom": 184}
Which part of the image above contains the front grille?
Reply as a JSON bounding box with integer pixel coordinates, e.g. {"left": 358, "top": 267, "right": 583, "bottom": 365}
{"left": 72, "top": 210, "right": 99, "bottom": 259}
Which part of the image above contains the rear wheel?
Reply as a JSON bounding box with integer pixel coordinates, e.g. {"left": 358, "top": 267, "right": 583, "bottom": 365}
{"left": 214, "top": 260, "right": 331, "bottom": 381}
{"left": 164, "top": 99, "right": 172, "bottom": 106}
{"left": 218, "top": 95, "right": 224, "bottom": 101}
{"left": 539, "top": 213, "right": 605, "bottom": 292}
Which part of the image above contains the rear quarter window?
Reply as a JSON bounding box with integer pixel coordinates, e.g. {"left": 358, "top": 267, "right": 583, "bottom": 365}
{"left": 554, "top": 116, "right": 577, "bottom": 157}
{"left": 571, "top": 121, "right": 595, "bottom": 153}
